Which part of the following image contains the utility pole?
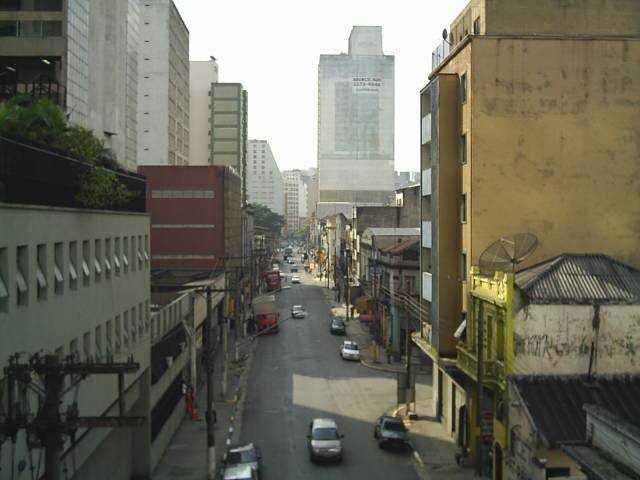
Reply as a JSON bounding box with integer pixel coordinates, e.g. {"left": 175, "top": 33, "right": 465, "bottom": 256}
{"left": 346, "top": 247, "right": 351, "bottom": 322}
{"left": 204, "top": 285, "right": 216, "bottom": 480}
{"left": 222, "top": 272, "right": 229, "bottom": 399}
{"left": 1, "top": 353, "right": 142, "bottom": 480}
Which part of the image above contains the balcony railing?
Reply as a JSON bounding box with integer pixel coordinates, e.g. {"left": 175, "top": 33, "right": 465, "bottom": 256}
{"left": 0, "top": 80, "right": 65, "bottom": 107}
{"left": 431, "top": 40, "right": 450, "bottom": 70}
{"left": 457, "top": 345, "right": 505, "bottom": 387}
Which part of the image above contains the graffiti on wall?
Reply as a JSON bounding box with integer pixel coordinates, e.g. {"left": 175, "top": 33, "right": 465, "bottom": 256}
{"left": 514, "top": 306, "right": 640, "bottom": 371}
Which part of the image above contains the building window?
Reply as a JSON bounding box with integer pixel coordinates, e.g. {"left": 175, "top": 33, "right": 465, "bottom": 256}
{"left": 115, "top": 315, "right": 122, "bottom": 354}
{"left": 122, "top": 237, "right": 129, "bottom": 273}
{"left": 36, "top": 244, "right": 47, "bottom": 300}
{"left": 106, "top": 319, "right": 114, "bottom": 357}
{"left": 16, "top": 245, "right": 28, "bottom": 306}
{"left": 83, "top": 331, "right": 91, "bottom": 360}
{"left": 461, "top": 253, "right": 467, "bottom": 281}
{"left": 460, "top": 194, "right": 467, "bottom": 223}
{"left": 473, "top": 17, "right": 480, "bottom": 35}
{"left": 460, "top": 73, "right": 467, "bottom": 104}
{"left": 123, "top": 311, "right": 130, "bottom": 348}
{"left": 0, "top": 248, "right": 8, "bottom": 312}
{"left": 104, "top": 238, "right": 112, "bottom": 279}
{"left": 94, "top": 239, "right": 102, "bottom": 282}
{"left": 137, "top": 235, "right": 144, "bottom": 269}
{"left": 82, "top": 240, "right": 90, "bottom": 286}
{"left": 54, "top": 242, "right": 63, "bottom": 295}
{"left": 69, "top": 241, "right": 78, "bottom": 290}
{"left": 114, "top": 238, "right": 121, "bottom": 275}
{"left": 95, "top": 325, "right": 103, "bottom": 360}
{"left": 460, "top": 134, "right": 467, "bottom": 165}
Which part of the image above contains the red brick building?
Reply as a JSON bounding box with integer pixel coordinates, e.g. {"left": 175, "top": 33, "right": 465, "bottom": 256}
{"left": 139, "top": 166, "right": 241, "bottom": 270}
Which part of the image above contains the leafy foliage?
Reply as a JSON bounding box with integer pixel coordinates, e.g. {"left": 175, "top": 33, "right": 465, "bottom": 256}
{"left": 250, "top": 203, "right": 285, "bottom": 236}
{"left": 0, "top": 94, "right": 129, "bottom": 208}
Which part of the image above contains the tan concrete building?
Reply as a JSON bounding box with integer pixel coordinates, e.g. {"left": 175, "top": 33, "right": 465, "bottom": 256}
{"left": 416, "top": 0, "right": 640, "bottom": 448}
{"left": 189, "top": 58, "right": 219, "bottom": 165}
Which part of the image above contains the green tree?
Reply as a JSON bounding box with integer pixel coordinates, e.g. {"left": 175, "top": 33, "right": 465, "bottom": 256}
{"left": 0, "top": 94, "right": 132, "bottom": 208}
{"left": 251, "top": 203, "right": 285, "bottom": 236}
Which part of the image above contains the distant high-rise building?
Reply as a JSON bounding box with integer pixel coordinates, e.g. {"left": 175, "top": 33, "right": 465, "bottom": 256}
{"left": 247, "top": 140, "right": 284, "bottom": 215}
{"left": 209, "top": 83, "right": 248, "bottom": 204}
{"left": 189, "top": 58, "right": 219, "bottom": 165}
{"left": 0, "top": 0, "right": 141, "bottom": 171}
{"left": 138, "top": 0, "right": 190, "bottom": 166}
{"left": 317, "top": 26, "right": 394, "bottom": 204}
{"left": 300, "top": 168, "right": 318, "bottom": 220}
{"left": 283, "top": 170, "right": 308, "bottom": 236}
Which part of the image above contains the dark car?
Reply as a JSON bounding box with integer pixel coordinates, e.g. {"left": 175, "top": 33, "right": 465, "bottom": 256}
{"left": 224, "top": 443, "right": 262, "bottom": 479}
{"left": 330, "top": 318, "right": 346, "bottom": 335}
{"left": 373, "top": 416, "right": 410, "bottom": 450}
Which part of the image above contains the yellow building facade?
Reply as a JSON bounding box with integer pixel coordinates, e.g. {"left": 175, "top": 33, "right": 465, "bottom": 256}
{"left": 416, "top": 0, "right": 640, "bottom": 460}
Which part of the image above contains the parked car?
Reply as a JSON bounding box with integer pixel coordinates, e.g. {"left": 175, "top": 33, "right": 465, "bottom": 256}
{"left": 330, "top": 318, "right": 346, "bottom": 335}
{"left": 291, "top": 305, "right": 306, "bottom": 318}
{"left": 291, "top": 275, "right": 301, "bottom": 284}
{"left": 307, "top": 418, "right": 344, "bottom": 462}
{"left": 340, "top": 340, "right": 360, "bottom": 361}
{"left": 223, "top": 464, "right": 258, "bottom": 480}
{"left": 224, "top": 443, "right": 262, "bottom": 478}
{"left": 373, "top": 416, "right": 410, "bottom": 450}
{"left": 291, "top": 267, "right": 298, "bottom": 272}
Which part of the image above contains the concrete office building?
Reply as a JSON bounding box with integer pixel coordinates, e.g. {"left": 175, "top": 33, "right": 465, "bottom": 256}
{"left": 0, "top": 0, "right": 141, "bottom": 171}
{"left": 415, "top": 0, "right": 640, "bottom": 469}
{"left": 189, "top": 58, "right": 219, "bottom": 165}
{"left": 209, "top": 83, "right": 248, "bottom": 205}
{"left": 394, "top": 171, "right": 419, "bottom": 190}
{"left": 0, "top": 204, "right": 152, "bottom": 479}
{"left": 317, "top": 26, "right": 394, "bottom": 205}
{"left": 138, "top": 0, "right": 189, "bottom": 166}
{"left": 283, "top": 169, "right": 308, "bottom": 236}
{"left": 247, "top": 139, "right": 284, "bottom": 215}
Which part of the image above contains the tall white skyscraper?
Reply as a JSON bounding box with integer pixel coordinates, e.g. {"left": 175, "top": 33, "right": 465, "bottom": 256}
{"left": 247, "top": 140, "right": 284, "bottom": 215}
{"left": 317, "top": 26, "right": 394, "bottom": 204}
{"left": 137, "top": 0, "right": 190, "bottom": 166}
{"left": 189, "top": 58, "right": 219, "bottom": 165}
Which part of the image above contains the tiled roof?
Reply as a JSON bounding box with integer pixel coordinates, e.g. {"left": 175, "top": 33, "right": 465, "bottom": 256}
{"left": 513, "top": 375, "right": 640, "bottom": 448}
{"left": 515, "top": 254, "right": 640, "bottom": 304}
{"left": 381, "top": 238, "right": 420, "bottom": 254}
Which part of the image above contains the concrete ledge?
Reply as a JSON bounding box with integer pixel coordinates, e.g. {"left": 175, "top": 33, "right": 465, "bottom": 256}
{"left": 359, "top": 359, "right": 405, "bottom": 374}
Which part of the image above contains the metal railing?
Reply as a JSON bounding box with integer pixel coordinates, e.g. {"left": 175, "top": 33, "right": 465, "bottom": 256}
{"left": 457, "top": 345, "right": 505, "bottom": 386}
{"left": 0, "top": 80, "right": 65, "bottom": 107}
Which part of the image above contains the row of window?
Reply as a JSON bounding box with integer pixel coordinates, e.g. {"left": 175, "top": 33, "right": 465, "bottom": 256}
{"left": 0, "top": 235, "right": 149, "bottom": 311}
{"left": 0, "top": 20, "right": 62, "bottom": 37}
{"left": 58, "top": 301, "right": 150, "bottom": 363}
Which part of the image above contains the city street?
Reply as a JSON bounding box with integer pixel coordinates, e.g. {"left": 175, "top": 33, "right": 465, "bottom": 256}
{"left": 239, "top": 258, "right": 417, "bottom": 479}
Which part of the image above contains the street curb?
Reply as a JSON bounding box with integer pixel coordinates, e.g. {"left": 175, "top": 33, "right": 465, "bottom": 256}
{"left": 227, "top": 338, "right": 256, "bottom": 448}
{"left": 359, "top": 359, "right": 404, "bottom": 374}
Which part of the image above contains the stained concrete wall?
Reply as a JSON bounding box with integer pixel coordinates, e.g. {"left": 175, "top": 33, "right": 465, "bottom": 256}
{"left": 513, "top": 304, "right": 640, "bottom": 375}
{"left": 472, "top": 37, "right": 640, "bottom": 270}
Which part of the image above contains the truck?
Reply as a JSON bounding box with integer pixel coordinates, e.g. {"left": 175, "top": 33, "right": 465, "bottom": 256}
{"left": 252, "top": 295, "right": 279, "bottom": 333}
{"left": 263, "top": 270, "right": 281, "bottom": 291}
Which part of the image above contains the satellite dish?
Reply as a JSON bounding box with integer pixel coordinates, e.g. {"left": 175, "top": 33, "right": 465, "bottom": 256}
{"left": 442, "top": 28, "right": 448, "bottom": 40}
{"left": 478, "top": 233, "right": 538, "bottom": 275}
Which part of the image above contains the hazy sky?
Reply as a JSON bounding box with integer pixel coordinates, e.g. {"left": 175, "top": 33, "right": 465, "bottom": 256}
{"left": 173, "top": 0, "right": 469, "bottom": 172}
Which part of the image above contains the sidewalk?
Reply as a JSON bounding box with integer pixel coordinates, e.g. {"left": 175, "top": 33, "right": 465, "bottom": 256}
{"left": 153, "top": 333, "right": 255, "bottom": 480}
{"left": 320, "top": 283, "right": 474, "bottom": 480}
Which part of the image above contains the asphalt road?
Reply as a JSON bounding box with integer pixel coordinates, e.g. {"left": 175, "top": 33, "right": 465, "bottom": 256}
{"left": 239, "top": 257, "right": 417, "bottom": 479}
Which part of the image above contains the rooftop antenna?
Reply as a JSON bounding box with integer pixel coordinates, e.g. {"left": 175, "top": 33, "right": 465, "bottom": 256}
{"left": 478, "top": 233, "right": 538, "bottom": 276}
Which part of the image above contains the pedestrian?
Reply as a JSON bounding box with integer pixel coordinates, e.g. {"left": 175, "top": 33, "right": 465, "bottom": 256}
{"left": 386, "top": 344, "right": 392, "bottom": 364}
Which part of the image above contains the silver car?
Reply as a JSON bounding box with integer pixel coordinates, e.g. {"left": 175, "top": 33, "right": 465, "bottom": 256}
{"left": 291, "top": 305, "right": 306, "bottom": 318}
{"left": 340, "top": 340, "right": 360, "bottom": 361}
{"left": 307, "top": 418, "right": 344, "bottom": 462}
